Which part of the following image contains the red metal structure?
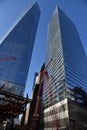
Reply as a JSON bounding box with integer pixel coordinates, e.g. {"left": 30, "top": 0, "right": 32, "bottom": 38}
{"left": 43, "top": 58, "right": 59, "bottom": 130}
{"left": 0, "top": 57, "right": 16, "bottom": 61}
{"left": 0, "top": 88, "right": 31, "bottom": 116}
{"left": 28, "top": 65, "right": 44, "bottom": 130}
{"left": 28, "top": 58, "right": 59, "bottom": 130}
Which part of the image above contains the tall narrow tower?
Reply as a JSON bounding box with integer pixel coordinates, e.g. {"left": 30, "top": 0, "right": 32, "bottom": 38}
{"left": 0, "top": 3, "right": 40, "bottom": 96}
{"left": 41, "top": 7, "right": 87, "bottom": 130}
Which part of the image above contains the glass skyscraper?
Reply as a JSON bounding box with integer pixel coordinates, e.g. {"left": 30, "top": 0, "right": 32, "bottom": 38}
{"left": 0, "top": 3, "right": 40, "bottom": 96}
{"left": 40, "top": 7, "right": 87, "bottom": 130}
{"left": 43, "top": 7, "right": 87, "bottom": 108}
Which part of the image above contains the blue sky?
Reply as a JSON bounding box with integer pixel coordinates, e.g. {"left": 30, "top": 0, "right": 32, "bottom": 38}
{"left": 0, "top": 0, "right": 87, "bottom": 98}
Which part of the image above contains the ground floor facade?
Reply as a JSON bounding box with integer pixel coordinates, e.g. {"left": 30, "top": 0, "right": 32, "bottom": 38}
{"left": 39, "top": 98, "right": 87, "bottom": 130}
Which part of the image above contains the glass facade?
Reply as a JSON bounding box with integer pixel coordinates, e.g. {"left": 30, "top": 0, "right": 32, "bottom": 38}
{"left": 39, "top": 7, "right": 87, "bottom": 130}
{"left": 0, "top": 3, "right": 40, "bottom": 95}
{"left": 43, "top": 7, "right": 87, "bottom": 109}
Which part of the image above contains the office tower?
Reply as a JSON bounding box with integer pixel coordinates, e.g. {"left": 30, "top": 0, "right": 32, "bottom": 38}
{"left": 44, "top": 6, "right": 87, "bottom": 108}
{"left": 24, "top": 72, "right": 39, "bottom": 125}
{"left": 41, "top": 7, "right": 87, "bottom": 130}
{"left": 0, "top": 3, "right": 40, "bottom": 96}
{"left": 28, "top": 65, "right": 45, "bottom": 130}
{"left": 32, "top": 72, "right": 39, "bottom": 89}
{"left": 28, "top": 72, "right": 40, "bottom": 128}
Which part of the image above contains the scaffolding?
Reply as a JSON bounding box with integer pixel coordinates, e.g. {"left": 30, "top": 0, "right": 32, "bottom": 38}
{"left": 0, "top": 88, "right": 31, "bottom": 117}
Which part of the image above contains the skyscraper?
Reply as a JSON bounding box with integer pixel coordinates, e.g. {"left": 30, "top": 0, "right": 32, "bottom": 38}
{"left": 41, "top": 7, "right": 87, "bottom": 130}
{"left": 0, "top": 2, "right": 40, "bottom": 96}
{"left": 44, "top": 6, "right": 87, "bottom": 107}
